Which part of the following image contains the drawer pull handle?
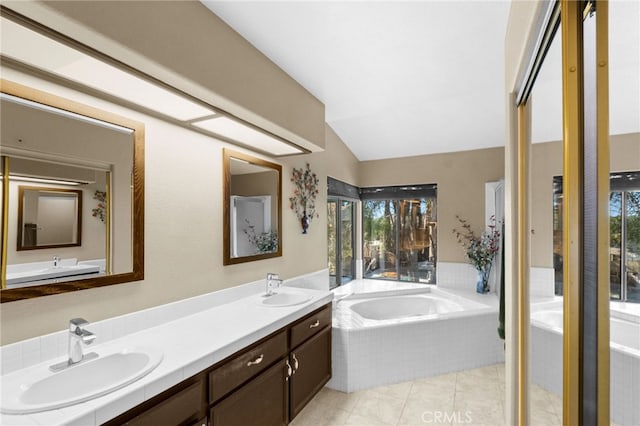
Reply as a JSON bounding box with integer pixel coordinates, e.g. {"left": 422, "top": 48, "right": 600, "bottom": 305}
{"left": 286, "top": 360, "right": 293, "bottom": 380}
{"left": 292, "top": 353, "right": 299, "bottom": 372}
{"left": 247, "top": 354, "right": 264, "bottom": 367}
{"left": 309, "top": 320, "right": 320, "bottom": 329}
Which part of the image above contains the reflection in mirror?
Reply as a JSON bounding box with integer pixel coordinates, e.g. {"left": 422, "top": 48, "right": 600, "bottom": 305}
{"left": 0, "top": 79, "right": 144, "bottom": 302}
{"left": 17, "top": 185, "right": 83, "bottom": 250}
{"left": 223, "top": 149, "right": 282, "bottom": 265}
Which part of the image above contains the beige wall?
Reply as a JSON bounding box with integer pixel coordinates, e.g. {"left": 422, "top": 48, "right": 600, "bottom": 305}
{"left": 325, "top": 124, "right": 360, "bottom": 187}
{"left": 359, "top": 147, "right": 505, "bottom": 264}
{"left": 3, "top": 1, "right": 325, "bottom": 153}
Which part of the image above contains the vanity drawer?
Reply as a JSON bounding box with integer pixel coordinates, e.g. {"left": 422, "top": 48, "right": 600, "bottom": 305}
{"left": 289, "top": 304, "right": 331, "bottom": 349}
{"left": 209, "top": 330, "right": 287, "bottom": 404}
{"left": 125, "top": 380, "right": 204, "bottom": 426}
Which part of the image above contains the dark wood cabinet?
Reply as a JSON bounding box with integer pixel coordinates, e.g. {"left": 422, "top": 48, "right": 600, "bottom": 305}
{"left": 105, "top": 378, "right": 206, "bottom": 426}
{"left": 102, "top": 303, "right": 331, "bottom": 426}
{"left": 289, "top": 326, "right": 331, "bottom": 419}
{"left": 210, "top": 360, "right": 288, "bottom": 426}
{"left": 209, "top": 331, "right": 287, "bottom": 404}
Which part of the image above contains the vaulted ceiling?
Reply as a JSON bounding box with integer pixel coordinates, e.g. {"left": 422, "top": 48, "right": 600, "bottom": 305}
{"left": 203, "top": 1, "right": 639, "bottom": 161}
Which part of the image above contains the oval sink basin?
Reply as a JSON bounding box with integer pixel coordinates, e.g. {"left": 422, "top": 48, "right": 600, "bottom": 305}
{"left": 1, "top": 346, "right": 163, "bottom": 414}
{"left": 261, "top": 291, "right": 312, "bottom": 307}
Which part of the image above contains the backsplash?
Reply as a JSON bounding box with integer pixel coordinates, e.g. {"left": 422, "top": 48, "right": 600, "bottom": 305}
{"left": 0, "top": 269, "right": 329, "bottom": 375}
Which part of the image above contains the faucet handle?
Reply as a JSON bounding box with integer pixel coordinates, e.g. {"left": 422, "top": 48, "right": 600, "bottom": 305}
{"left": 69, "top": 318, "right": 89, "bottom": 332}
{"left": 267, "top": 273, "right": 279, "bottom": 280}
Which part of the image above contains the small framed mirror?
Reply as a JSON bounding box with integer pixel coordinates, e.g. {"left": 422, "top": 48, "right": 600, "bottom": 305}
{"left": 223, "top": 149, "right": 282, "bottom": 265}
{"left": 17, "top": 186, "right": 83, "bottom": 250}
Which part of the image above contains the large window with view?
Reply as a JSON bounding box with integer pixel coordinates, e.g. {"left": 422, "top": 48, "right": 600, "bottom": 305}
{"left": 553, "top": 172, "right": 640, "bottom": 302}
{"left": 362, "top": 185, "right": 437, "bottom": 284}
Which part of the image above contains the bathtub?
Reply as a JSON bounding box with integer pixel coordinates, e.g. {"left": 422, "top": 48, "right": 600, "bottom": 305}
{"left": 350, "top": 295, "right": 468, "bottom": 320}
{"left": 327, "top": 284, "right": 504, "bottom": 392}
{"left": 531, "top": 306, "right": 640, "bottom": 425}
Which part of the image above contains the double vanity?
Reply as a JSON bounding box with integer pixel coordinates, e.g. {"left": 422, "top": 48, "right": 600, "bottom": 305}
{"left": 0, "top": 281, "right": 332, "bottom": 425}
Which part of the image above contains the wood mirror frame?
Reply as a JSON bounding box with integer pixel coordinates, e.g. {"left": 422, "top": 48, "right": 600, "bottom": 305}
{"left": 0, "top": 79, "right": 145, "bottom": 303}
{"left": 223, "top": 148, "right": 282, "bottom": 265}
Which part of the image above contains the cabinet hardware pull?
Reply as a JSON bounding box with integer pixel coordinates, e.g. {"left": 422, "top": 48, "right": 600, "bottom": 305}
{"left": 309, "top": 320, "right": 320, "bottom": 329}
{"left": 286, "top": 360, "right": 293, "bottom": 380}
{"left": 292, "top": 353, "right": 299, "bottom": 372}
{"left": 247, "top": 354, "right": 264, "bottom": 366}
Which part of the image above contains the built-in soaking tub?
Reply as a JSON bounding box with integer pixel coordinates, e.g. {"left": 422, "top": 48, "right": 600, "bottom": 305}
{"left": 328, "top": 283, "right": 504, "bottom": 392}
{"left": 531, "top": 305, "right": 640, "bottom": 425}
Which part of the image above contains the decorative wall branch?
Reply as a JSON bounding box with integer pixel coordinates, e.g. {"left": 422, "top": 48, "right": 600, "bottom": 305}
{"left": 289, "top": 163, "right": 319, "bottom": 234}
{"left": 92, "top": 190, "right": 106, "bottom": 223}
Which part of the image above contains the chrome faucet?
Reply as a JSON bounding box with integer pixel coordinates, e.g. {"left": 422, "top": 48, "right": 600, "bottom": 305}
{"left": 265, "top": 273, "right": 282, "bottom": 296}
{"left": 53, "top": 255, "right": 60, "bottom": 268}
{"left": 50, "top": 318, "right": 97, "bottom": 371}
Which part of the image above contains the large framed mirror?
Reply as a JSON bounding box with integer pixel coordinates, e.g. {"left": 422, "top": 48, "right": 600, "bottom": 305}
{"left": 223, "top": 149, "right": 282, "bottom": 265}
{"left": 0, "top": 79, "right": 145, "bottom": 302}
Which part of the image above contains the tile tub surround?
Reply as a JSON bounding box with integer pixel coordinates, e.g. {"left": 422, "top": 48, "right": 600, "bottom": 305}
{"left": 531, "top": 300, "right": 640, "bottom": 426}
{"left": 328, "top": 281, "right": 505, "bottom": 393}
{"left": 0, "top": 269, "right": 330, "bottom": 425}
{"left": 436, "top": 261, "right": 556, "bottom": 298}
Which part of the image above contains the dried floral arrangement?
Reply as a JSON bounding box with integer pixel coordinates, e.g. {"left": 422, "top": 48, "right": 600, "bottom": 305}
{"left": 243, "top": 219, "right": 278, "bottom": 254}
{"left": 452, "top": 215, "right": 501, "bottom": 292}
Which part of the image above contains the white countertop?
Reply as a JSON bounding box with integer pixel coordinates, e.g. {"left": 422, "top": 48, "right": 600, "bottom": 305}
{"left": 0, "top": 287, "right": 332, "bottom": 426}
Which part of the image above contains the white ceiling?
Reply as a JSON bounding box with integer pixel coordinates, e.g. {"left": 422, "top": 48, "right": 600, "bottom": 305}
{"left": 202, "top": 1, "right": 639, "bottom": 161}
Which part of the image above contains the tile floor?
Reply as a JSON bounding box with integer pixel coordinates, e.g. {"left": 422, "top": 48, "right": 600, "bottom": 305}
{"left": 291, "top": 363, "right": 569, "bottom": 426}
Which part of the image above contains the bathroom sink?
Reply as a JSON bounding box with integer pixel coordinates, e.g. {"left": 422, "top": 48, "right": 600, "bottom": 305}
{"left": 6, "top": 264, "right": 101, "bottom": 285}
{"left": 1, "top": 346, "right": 163, "bottom": 414}
{"left": 261, "top": 291, "right": 312, "bottom": 307}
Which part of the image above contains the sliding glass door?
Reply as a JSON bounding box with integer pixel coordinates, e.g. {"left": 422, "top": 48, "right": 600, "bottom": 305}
{"left": 328, "top": 197, "right": 355, "bottom": 289}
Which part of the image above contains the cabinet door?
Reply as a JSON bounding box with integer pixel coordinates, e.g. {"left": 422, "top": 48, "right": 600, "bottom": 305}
{"left": 289, "top": 326, "right": 331, "bottom": 420}
{"left": 210, "top": 360, "right": 288, "bottom": 426}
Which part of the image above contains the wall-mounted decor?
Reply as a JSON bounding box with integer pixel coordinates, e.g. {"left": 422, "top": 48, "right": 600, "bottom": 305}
{"left": 92, "top": 190, "right": 107, "bottom": 223}
{"left": 289, "top": 163, "right": 319, "bottom": 234}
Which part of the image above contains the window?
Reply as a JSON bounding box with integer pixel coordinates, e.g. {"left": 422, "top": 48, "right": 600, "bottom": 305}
{"left": 553, "top": 172, "right": 640, "bottom": 302}
{"left": 361, "top": 184, "right": 437, "bottom": 284}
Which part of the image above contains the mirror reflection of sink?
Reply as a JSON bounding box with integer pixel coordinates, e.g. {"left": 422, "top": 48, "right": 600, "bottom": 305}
{"left": 261, "top": 291, "right": 312, "bottom": 307}
{"left": 1, "top": 346, "right": 163, "bottom": 414}
{"left": 6, "top": 264, "right": 101, "bottom": 285}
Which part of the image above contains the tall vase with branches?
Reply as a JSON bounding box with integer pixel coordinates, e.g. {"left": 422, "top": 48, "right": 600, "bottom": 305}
{"left": 452, "top": 215, "right": 501, "bottom": 293}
